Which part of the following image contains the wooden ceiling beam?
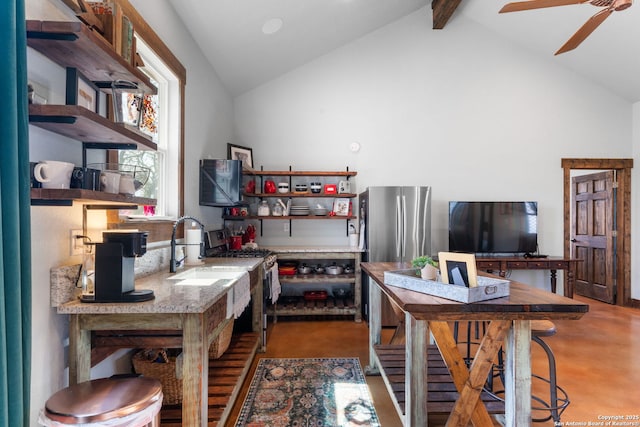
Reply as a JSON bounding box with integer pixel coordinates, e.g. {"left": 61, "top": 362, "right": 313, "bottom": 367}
{"left": 432, "top": 0, "right": 463, "bottom": 29}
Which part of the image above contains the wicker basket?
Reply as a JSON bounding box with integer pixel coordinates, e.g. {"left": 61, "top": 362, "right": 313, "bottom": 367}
{"left": 209, "top": 319, "right": 234, "bottom": 359}
{"left": 132, "top": 349, "right": 183, "bottom": 405}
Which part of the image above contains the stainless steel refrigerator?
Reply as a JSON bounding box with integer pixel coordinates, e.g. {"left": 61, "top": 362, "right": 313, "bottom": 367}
{"left": 359, "top": 186, "right": 432, "bottom": 324}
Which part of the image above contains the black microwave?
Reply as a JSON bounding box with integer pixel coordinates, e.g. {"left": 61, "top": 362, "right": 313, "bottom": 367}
{"left": 199, "top": 159, "right": 242, "bottom": 207}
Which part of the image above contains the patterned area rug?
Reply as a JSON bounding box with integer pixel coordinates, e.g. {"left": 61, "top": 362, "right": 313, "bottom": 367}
{"left": 235, "top": 357, "right": 380, "bottom": 427}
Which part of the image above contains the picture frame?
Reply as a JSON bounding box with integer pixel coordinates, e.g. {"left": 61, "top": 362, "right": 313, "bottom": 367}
{"left": 65, "top": 68, "right": 98, "bottom": 112}
{"left": 332, "top": 198, "right": 351, "bottom": 217}
{"left": 227, "top": 143, "right": 254, "bottom": 168}
{"left": 438, "top": 252, "right": 478, "bottom": 288}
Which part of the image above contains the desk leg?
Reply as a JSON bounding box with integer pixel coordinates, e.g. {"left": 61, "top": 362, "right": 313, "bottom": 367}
{"left": 504, "top": 320, "right": 531, "bottom": 427}
{"left": 366, "top": 277, "right": 382, "bottom": 374}
{"left": 68, "top": 314, "right": 90, "bottom": 385}
{"left": 405, "top": 313, "right": 428, "bottom": 427}
{"left": 566, "top": 264, "right": 576, "bottom": 298}
{"left": 182, "top": 313, "right": 207, "bottom": 427}
{"left": 550, "top": 269, "right": 558, "bottom": 294}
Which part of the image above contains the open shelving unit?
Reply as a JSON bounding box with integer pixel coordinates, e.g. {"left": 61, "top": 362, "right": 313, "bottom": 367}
{"left": 27, "top": 19, "right": 157, "bottom": 206}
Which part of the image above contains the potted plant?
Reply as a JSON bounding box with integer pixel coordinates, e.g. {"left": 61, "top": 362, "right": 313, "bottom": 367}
{"left": 411, "top": 255, "right": 439, "bottom": 281}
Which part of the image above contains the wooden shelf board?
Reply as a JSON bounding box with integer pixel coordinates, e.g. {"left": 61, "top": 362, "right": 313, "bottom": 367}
{"left": 159, "top": 332, "right": 259, "bottom": 427}
{"left": 31, "top": 188, "right": 156, "bottom": 206}
{"left": 229, "top": 215, "right": 356, "bottom": 220}
{"left": 29, "top": 104, "right": 157, "bottom": 150}
{"left": 26, "top": 20, "right": 157, "bottom": 94}
{"left": 279, "top": 274, "right": 356, "bottom": 283}
{"left": 246, "top": 192, "right": 357, "bottom": 198}
{"left": 247, "top": 170, "right": 357, "bottom": 177}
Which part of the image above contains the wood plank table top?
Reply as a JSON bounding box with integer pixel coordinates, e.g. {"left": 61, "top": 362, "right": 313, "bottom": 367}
{"left": 361, "top": 261, "right": 588, "bottom": 320}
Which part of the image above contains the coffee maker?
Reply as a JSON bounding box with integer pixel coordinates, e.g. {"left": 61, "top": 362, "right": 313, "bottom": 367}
{"left": 82, "top": 231, "right": 154, "bottom": 303}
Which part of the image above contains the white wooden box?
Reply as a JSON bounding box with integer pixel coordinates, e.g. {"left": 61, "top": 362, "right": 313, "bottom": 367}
{"left": 383, "top": 269, "right": 510, "bottom": 303}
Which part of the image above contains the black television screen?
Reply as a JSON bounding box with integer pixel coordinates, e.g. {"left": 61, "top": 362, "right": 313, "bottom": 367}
{"left": 199, "top": 159, "right": 242, "bottom": 207}
{"left": 448, "top": 201, "right": 538, "bottom": 255}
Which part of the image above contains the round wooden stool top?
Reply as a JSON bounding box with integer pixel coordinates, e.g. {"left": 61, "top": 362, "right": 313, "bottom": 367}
{"left": 45, "top": 377, "right": 162, "bottom": 424}
{"left": 531, "top": 320, "right": 557, "bottom": 337}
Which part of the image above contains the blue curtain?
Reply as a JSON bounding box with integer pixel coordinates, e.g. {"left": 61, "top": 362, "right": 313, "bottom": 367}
{"left": 0, "top": 0, "right": 32, "bottom": 425}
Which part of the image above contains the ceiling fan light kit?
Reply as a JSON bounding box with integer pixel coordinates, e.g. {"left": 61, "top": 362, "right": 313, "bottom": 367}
{"left": 499, "top": 0, "right": 632, "bottom": 54}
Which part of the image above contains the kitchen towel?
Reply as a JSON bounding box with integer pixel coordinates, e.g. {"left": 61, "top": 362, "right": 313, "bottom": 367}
{"left": 232, "top": 272, "right": 251, "bottom": 318}
{"left": 269, "top": 262, "right": 281, "bottom": 302}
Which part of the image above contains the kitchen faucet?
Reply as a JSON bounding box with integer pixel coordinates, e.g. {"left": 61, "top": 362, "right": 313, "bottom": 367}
{"left": 170, "top": 216, "right": 205, "bottom": 273}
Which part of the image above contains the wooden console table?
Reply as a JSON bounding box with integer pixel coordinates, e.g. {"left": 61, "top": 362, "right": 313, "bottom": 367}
{"left": 475, "top": 256, "right": 581, "bottom": 298}
{"left": 361, "top": 262, "right": 588, "bottom": 427}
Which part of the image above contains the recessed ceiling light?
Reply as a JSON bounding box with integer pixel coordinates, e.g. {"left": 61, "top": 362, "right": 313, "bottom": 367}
{"left": 262, "top": 18, "right": 283, "bottom": 35}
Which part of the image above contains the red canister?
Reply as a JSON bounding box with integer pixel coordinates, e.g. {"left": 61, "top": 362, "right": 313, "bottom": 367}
{"left": 230, "top": 235, "right": 242, "bottom": 250}
{"left": 264, "top": 180, "right": 277, "bottom": 194}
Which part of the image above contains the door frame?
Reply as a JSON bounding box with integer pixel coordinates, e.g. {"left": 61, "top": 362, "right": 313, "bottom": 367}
{"left": 562, "top": 158, "right": 633, "bottom": 306}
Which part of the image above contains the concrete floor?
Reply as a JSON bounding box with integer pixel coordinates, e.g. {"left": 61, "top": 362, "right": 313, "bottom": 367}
{"left": 226, "top": 295, "right": 640, "bottom": 426}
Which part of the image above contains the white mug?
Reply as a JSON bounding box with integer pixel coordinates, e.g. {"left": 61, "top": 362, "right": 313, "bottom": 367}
{"left": 100, "top": 171, "right": 121, "bottom": 193}
{"left": 119, "top": 174, "right": 135, "bottom": 195}
{"left": 33, "top": 161, "right": 75, "bottom": 189}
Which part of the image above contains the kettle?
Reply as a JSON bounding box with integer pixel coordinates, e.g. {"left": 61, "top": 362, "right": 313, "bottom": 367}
{"left": 264, "top": 180, "right": 276, "bottom": 194}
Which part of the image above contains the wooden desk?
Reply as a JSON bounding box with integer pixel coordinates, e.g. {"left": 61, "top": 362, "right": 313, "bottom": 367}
{"left": 361, "top": 262, "right": 588, "bottom": 427}
{"left": 475, "top": 256, "right": 581, "bottom": 298}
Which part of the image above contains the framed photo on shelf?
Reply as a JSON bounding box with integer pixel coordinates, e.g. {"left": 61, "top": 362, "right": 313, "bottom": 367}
{"left": 227, "top": 143, "right": 254, "bottom": 168}
{"left": 65, "top": 68, "right": 98, "bottom": 112}
{"left": 332, "top": 198, "right": 351, "bottom": 217}
{"left": 438, "top": 252, "right": 478, "bottom": 288}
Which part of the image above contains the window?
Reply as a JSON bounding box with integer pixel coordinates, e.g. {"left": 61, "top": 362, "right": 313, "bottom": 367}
{"left": 118, "top": 37, "right": 179, "bottom": 217}
{"left": 106, "top": 0, "right": 186, "bottom": 242}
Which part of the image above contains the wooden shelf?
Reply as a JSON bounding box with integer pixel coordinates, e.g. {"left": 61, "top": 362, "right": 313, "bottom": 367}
{"left": 266, "top": 296, "right": 357, "bottom": 318}
{"left": 26, "top": 20, "right": 157, "bottom": 94}
{"left": 159, "top": 332, "right": 259, "bottom": 427}
{"left": 245, "top": 192, "right": 357, "bottom": 198}
{"left": 279, "top": 273, "right": 357, "bottom": 284}
{"left": 31, "top": 188, "right": 156, "bottom": 206}
{"left": 29, "top": 104, "right": 157, "bottom": 150}
{"left": 223, "top": 215, "right": 356, "bottom": 221}
{"left": 246, "top": 170, "right": 356, "bottom": 177}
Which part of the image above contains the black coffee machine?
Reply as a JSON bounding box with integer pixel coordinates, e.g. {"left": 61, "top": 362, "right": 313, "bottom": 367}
{"left": 82, "top": 231, "right": 154, "bottom": 303}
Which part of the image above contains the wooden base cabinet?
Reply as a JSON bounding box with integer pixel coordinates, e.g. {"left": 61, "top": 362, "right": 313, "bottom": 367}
{"left": 267, "top": 249, "right": 362, "bottom": 322}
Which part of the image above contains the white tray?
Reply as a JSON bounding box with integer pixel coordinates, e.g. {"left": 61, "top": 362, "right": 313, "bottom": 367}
{"left": 384, "top": 269, "right": 510, "bottom": 303}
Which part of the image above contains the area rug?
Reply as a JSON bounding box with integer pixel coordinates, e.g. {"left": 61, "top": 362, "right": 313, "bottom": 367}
{"left": 235, "top": 357, "right": 380, "bottom": 427}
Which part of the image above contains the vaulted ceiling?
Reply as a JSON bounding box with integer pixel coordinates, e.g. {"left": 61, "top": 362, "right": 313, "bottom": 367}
{"left": 167, "top": 0, "right": 640, "bottom": 102}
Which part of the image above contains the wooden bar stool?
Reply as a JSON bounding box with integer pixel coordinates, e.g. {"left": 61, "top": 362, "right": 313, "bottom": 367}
{"left": 530, "top": 319, "right": 570, "bottom": 423}
{"left": 453, "top": 320, "right": 570, "bottom": 424}
{"left": 39, "top": 376, "right": 163, "bottom": 427}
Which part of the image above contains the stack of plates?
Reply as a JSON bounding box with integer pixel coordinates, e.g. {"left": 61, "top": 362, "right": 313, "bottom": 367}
{"left": 290, "top": 204, "right": 310, "bottom": 216}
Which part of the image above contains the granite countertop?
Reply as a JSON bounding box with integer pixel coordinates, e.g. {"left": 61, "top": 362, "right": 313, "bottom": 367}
{"left": 56, "top": 257, "right": 263, "bottom": 315}
{"left": 266, "top": 246, "right": 363, "bottom": 253}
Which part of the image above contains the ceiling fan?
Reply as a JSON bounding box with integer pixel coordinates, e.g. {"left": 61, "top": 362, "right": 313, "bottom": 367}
{"left": 499, "top": 0, "right": 632, "bottom": 55}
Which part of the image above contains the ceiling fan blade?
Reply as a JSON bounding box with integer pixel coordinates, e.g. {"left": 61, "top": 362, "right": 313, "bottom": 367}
{"left": 500, "top": 0, "right": 589, "bottom": 13}
{"left": 555, "top": 8, "right": 613, "bottom": 54}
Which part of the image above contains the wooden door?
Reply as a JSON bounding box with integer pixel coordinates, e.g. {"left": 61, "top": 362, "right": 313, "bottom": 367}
{"left": 571, "top": 171, "right": 615, "bottom": 303}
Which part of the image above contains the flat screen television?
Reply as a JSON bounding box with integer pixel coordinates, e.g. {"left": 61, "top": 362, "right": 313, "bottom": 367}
{"left": 199, "top": 159, "right": 242, "bottom": 207}
{"left": 448, "top": 201, "right": 538, "bottom": 255}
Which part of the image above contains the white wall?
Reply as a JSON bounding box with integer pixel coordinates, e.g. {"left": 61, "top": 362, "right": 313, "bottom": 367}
{"left": 27, "top": 0, "right": 234, "bottom": 424}
{"left": 234, "top": 8, "right": 633, "bottom": 289}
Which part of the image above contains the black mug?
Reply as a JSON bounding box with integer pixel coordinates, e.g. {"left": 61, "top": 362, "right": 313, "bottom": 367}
{"left": 70, "top": 167, "right": 101, "bottom": 191}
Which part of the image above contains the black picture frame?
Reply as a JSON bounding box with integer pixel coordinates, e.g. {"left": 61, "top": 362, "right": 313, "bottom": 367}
{"left": 66, "top": 67, "right": 99, "bottom": 112}
{"left": 438, "top": 252, "right": 478, "bottom": 288}
{"left": 227, "top": 143, "right": 254, "bottom": 169}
